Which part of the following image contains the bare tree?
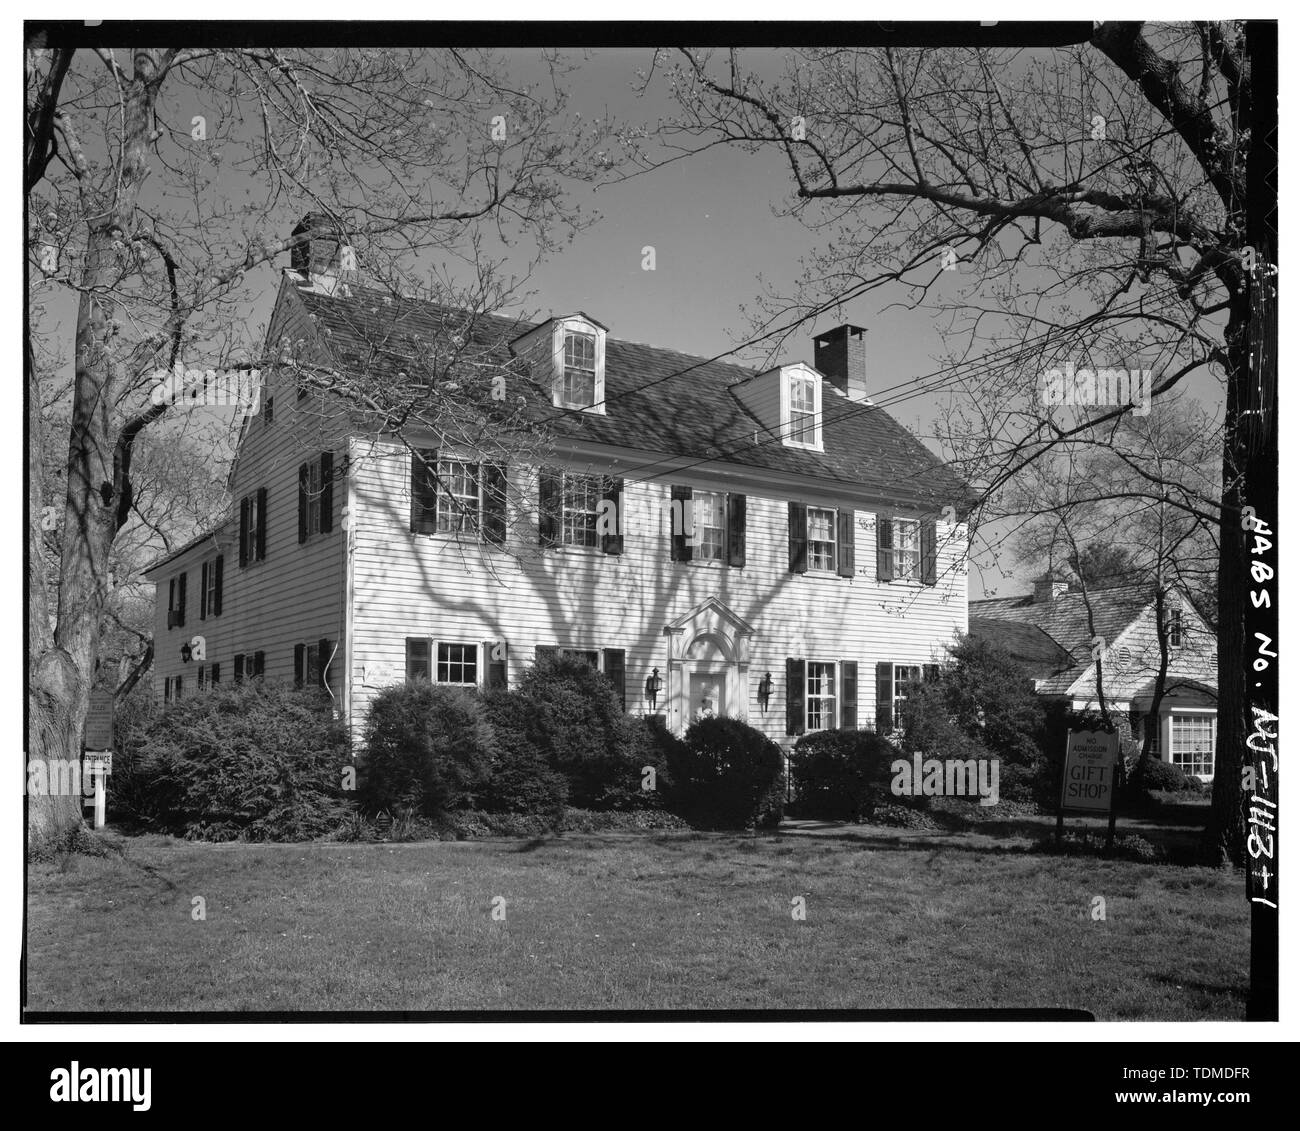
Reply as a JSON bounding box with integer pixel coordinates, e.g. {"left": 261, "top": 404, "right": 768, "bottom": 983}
{"left": 625, "top": 23, "right": 1272, "bottom": 863}
{"left": 25, "top": 41, "right": 608, "bottom": 849}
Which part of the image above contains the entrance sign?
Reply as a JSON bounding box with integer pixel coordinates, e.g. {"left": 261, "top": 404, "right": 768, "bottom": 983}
{"left": 1060, "top": 729, "right": 1119, "bottom": 812}
{"left": 85, "top": 688, "right": 115, "bottom": 750}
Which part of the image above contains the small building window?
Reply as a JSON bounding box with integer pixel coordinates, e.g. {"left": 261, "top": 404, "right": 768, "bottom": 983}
{"left": 1170, "top": 611, "right": 1183, "bottom": 647}
{"left": 561, "top": 331, "right": 597, "bottom": 408}
{"left": 694, "top": 492, "right": 726, "bottom": 561}
{"left": 893, "top": 664, "right": 923, "bottom": 722}
{"left": 892, "top": 518, "right": 922, "bottom": 580}
{"left": 437, "top": 460, "right": 481, "bottom": 535}
{"left": 562, "top": 473, "right": 602, "bottom": 547}
{"left": 305, "top": 460, "right": 322, "bottom": 535}
{"left": 263, "top": 395, "right": 274, "bottom": 427}
{"left": 807, "top": 507, "right": 838, "bottom": 571}
{"left": 437, "top": 642, "right": 478, "bottom": 686}
{"left": 1170, "top": 713, "right": 1214, "bottom": 778}
{"left": 806, "top": 661, "right": 837, "bottom": 731}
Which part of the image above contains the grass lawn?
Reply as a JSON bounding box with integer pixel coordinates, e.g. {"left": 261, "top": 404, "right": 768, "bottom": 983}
{"left": 26, "top": 827, "right": 1248, "bottom": 1017}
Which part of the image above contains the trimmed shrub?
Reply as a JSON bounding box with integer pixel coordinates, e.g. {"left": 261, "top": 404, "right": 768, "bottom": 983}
{"left": 670, "top": 716, "right": 785, "bottom": 828}
{"left": 1129, "top": 756, "right": 1205, "bottom": 794}
{"left": 480, "top": 690, "right": 570, "bottom": 818}
{"left": 361, "top": 682, "right": 496, "bottom": 816}
{"left": 788, "top": 729, "right": 902, "bottom": 820}
{"left": 115, "top": 681, "right": 351, "bottom": 841}
{"left": 508, "top": 656, "right": 654, "bottom": 809}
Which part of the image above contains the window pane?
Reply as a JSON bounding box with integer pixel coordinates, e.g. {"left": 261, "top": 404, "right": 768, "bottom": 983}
{"left": 1170, "top": 714, "right": 1214, "bottom": 777}
{"left": 562, "top": 333, "right": 597, "bottom": 407}
{"left": 807, "top": 507, "right": 837, "bottom": 571}
{"left": 437, "top": 642, "right": 478, "bottom": 685}
{"left": 562, "top": 474, "right": 601, "bottom": 546}
{"left": 695, "top": 492, "right": 725, "bottom": 560}
{"left": 435, "top": 460, "right": 480, "bottom": 534}
{"left": 894, "top": 519, "right": 920, "bottom": 579}
{"left": 806, "top": 661, "right": 837, "bottom": 731}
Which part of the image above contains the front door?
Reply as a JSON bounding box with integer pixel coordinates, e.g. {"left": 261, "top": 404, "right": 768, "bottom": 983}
{"left": 689, "top": 670, "right": 725, "bottom": 723}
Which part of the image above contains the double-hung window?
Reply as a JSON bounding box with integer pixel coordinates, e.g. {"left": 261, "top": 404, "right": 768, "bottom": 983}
{"left": 893, "top": 664, "right": 923, "bottom": 722}
{"left": 562, "top": 473, "right": 602, "bottom": 547}
{"left": 789, "top": 372, "right": 819, "bottom": 446}
{"left": 806, "top": 661, "right": 838, "bottom": 731}
{"left": 694, "top": 492, "right": 726, "bottom": 561}
{"left": 893, "top": 518, "right": 921, "bottom": 580}
{"left": 437, "top": 460, "right": 481, "bottom": 535}
{"left": 1170, "top": 713, "right": 1215, "bottom": 778}
{"left": 561, "top": 332, "right": 597, "bottom": 409}
{"left": 437, "top": 642, "right": 479, "bottom": 686}
{"left": 807, "top": 507, "right": 838, "bottom": 571}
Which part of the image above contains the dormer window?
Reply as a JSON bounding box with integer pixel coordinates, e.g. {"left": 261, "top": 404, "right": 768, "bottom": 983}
{"left": 777, "top": 365, "right": 822, "bottom": 450}
{"left": 562, "top": 331, "right": 597, "bottom": 408}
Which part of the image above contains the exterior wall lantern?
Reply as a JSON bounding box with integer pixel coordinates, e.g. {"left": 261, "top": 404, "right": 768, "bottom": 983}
{"left": 644, "top": 668, "right": 663, "bottom": 710}
{"left": 757, "top": 671, "right": 774, "bottom": 713}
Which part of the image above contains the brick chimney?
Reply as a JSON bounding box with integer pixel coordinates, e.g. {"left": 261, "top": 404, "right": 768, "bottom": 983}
{"left": 289, "top": 212, "right": 343, "bottom": 277}
{"left": 813, "top": 324, "right": 869, "bottom": 401}
{"left": 1033, "top": 572, "right": 1070, "bottom": 603}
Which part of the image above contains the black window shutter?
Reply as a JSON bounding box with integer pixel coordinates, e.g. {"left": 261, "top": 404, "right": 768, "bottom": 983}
{"left": 239, "top": 497, "right": 250, "bottom": 566}
{"left": 875, "top": 662, "right": 894, "bottom": 731}
{"left": 876, "top": 515, "right": 894, "bottom": 581}
{"left": 786, "top": 658, "right": 806, "bottom": 736}
{"left": 168, "top": 578, "right": 176, "bottom": 624}
{"left": 923, "top": 662, "right": 941, "bottom": 683}
{"left": 294, "top": 644, "right": 305, "bottom": 687}
{"left": 535, "top": 644, "right": 559, "bottom": 664}
{"left": 726, "top": 493, "right": 746, "bottom": 568}
{"left": 319, "top": 638, "right": 332, "bottom": 690}
{"left": 921, "top": 520, "right": 938, "bottom": 585}
{"left": 601, "top": 477, "right": 624, "bottom": 555}
{"left": 298, "top": 462, "right": 309, "bottom": 543}
{"left": 788, "top": 502, "right": 808, "bottom": 574}
{"left": 670, "top": 485, "right": 692, "bottom": 562}
{"left": 264, "top": 395, "right": 273, "bottom": 425}
{"left": 253, "top": 651, "right": 265, "bottom": 677}
{"left": 411, "top": 450, "right": 438, "bottom": 534}
{"left": 482, "top": 463, "right": 508, "bottom": 544}
{"left": 213, "top": 555, "right": 224, "bottom": 616}
{"left": 320, "top": 452, "right": 334, "bottom": 534}
{"left": 210, "top": 662, "right": 220, "bottom": 684}
{"left": 200, "top": 561, "right": 209, "bottom": 620}
{"left": 486, "top": 641, "right": 508, "bottom": 689}
{"left": 602, "top": 648, "right": 627, "bottom": 710}
{"left": 177, "top": 572, "right": 187, "bottom": 627}
{"left": 234, "top": 654, "right": 245, "bottom": 682}
{"left": 841, "top": 662, "right": 858, "bottom": 729}
{"left": 837, "top": 509, "right": 855, "bottom": 577}
{"left": 255, "top": 487, "right": 267, "bottom": 560}
{"left": 164, "top": 678, "right": 171, "bottom": 704}
{"left": 537, "top": 470, "right": 561, "bottom": 546}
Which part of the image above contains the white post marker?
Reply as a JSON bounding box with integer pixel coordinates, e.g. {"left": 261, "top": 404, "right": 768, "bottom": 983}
{"left": 85, "top": 752, "right": 112, "bottom": 830}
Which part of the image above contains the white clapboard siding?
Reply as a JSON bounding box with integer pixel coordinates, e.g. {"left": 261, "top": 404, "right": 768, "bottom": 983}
{"left": 149, "top": 287, "right": 349, "bottom": 698}
{"left": 348, "top": 438, "right": 967, "bottom": 745}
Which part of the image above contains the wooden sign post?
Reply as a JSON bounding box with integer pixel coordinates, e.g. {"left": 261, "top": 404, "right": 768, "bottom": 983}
{"left": 83, "top": 689, "right": 115, "bottom": 830}
{"left": 1057, "top": 729, "right": 1120, "bottom": 851}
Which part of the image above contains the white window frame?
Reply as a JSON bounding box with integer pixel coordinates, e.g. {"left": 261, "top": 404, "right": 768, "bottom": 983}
{"left": 1169, "top": 712, "right": 1215, "bottom": 779}
{"left": 693, "top": 491, "right": 726, "bottom": 562}
{"left": 806, "top": 660, "right": 838, "bottom": 732}
{"left": 807, "top": 506, "right": 838, "bottom": 572}
{"left": 203, "top": 557, "right": 219, "bottom": 617}
{"left": 547, "top": 318, "right": 605, "bottom": 414}
{"left": 435, "top": 459, "right": 482, "bottom": 535}
{"left": 561, "top": 472, "right": 602, "bottom": 548}
{"left": 436, "top": 641, "right": 480, "bottom": 687}
{"left": 1167, "top": 607, "right": 1184, "bottom": 648}
{"left": 892, "top": 517, "right": 922, "bottom": 581}
{"left": 782, "top": 367, "right": 823, "bottom": 450}
{"left": 893, "top": 664, "right": 923, "bottom": 721}
{"left": 244, "top": 490, "right": 264, "bottom": 563}
{"left": 561, "top": 331, "right": 597, "bottom": 409}
{"left": 305, "top": 459, "right": 323, "bottom": 537}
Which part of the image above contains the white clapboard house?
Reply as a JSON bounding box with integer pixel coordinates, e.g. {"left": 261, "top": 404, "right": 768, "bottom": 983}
{"left": 144, "top": 219, "right": 971, "bottom": 749}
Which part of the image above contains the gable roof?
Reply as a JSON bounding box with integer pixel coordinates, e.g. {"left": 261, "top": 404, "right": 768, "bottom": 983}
{"left": 289, "top": 280, "right": 970, "bottom": 514}
{"left": 970, "top": 581, "right": 1214, "bottom": 699}
{"left": 968, "top": 616, "right": 1074, "bottom": 673}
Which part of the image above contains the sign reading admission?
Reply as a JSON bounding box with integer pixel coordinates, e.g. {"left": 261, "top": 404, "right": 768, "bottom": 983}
{"left": 1060, "top": 729, "right": 1119, "bottom": 813}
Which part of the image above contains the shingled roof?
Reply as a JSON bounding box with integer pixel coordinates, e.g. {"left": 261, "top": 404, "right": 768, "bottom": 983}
{"left": 290, "top": 281, "right": 970, "bottom": 514}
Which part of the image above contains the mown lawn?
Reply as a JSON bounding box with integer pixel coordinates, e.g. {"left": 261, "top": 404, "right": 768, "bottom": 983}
{"left": 26, "top": 829, "right": 1248, "bottom": 1017}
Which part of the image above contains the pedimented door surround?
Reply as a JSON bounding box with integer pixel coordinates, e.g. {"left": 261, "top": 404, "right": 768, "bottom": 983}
{"left": 662, "top": 596, "right": 755, "bottom": 734}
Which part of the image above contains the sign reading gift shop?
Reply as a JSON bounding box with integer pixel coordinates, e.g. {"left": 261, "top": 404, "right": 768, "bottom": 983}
{"left": 1060, "top": 729, "right": 1119, "bottom": 812}
{"left": 1056, "top": 727, "right": 1120, "bottom": 851}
